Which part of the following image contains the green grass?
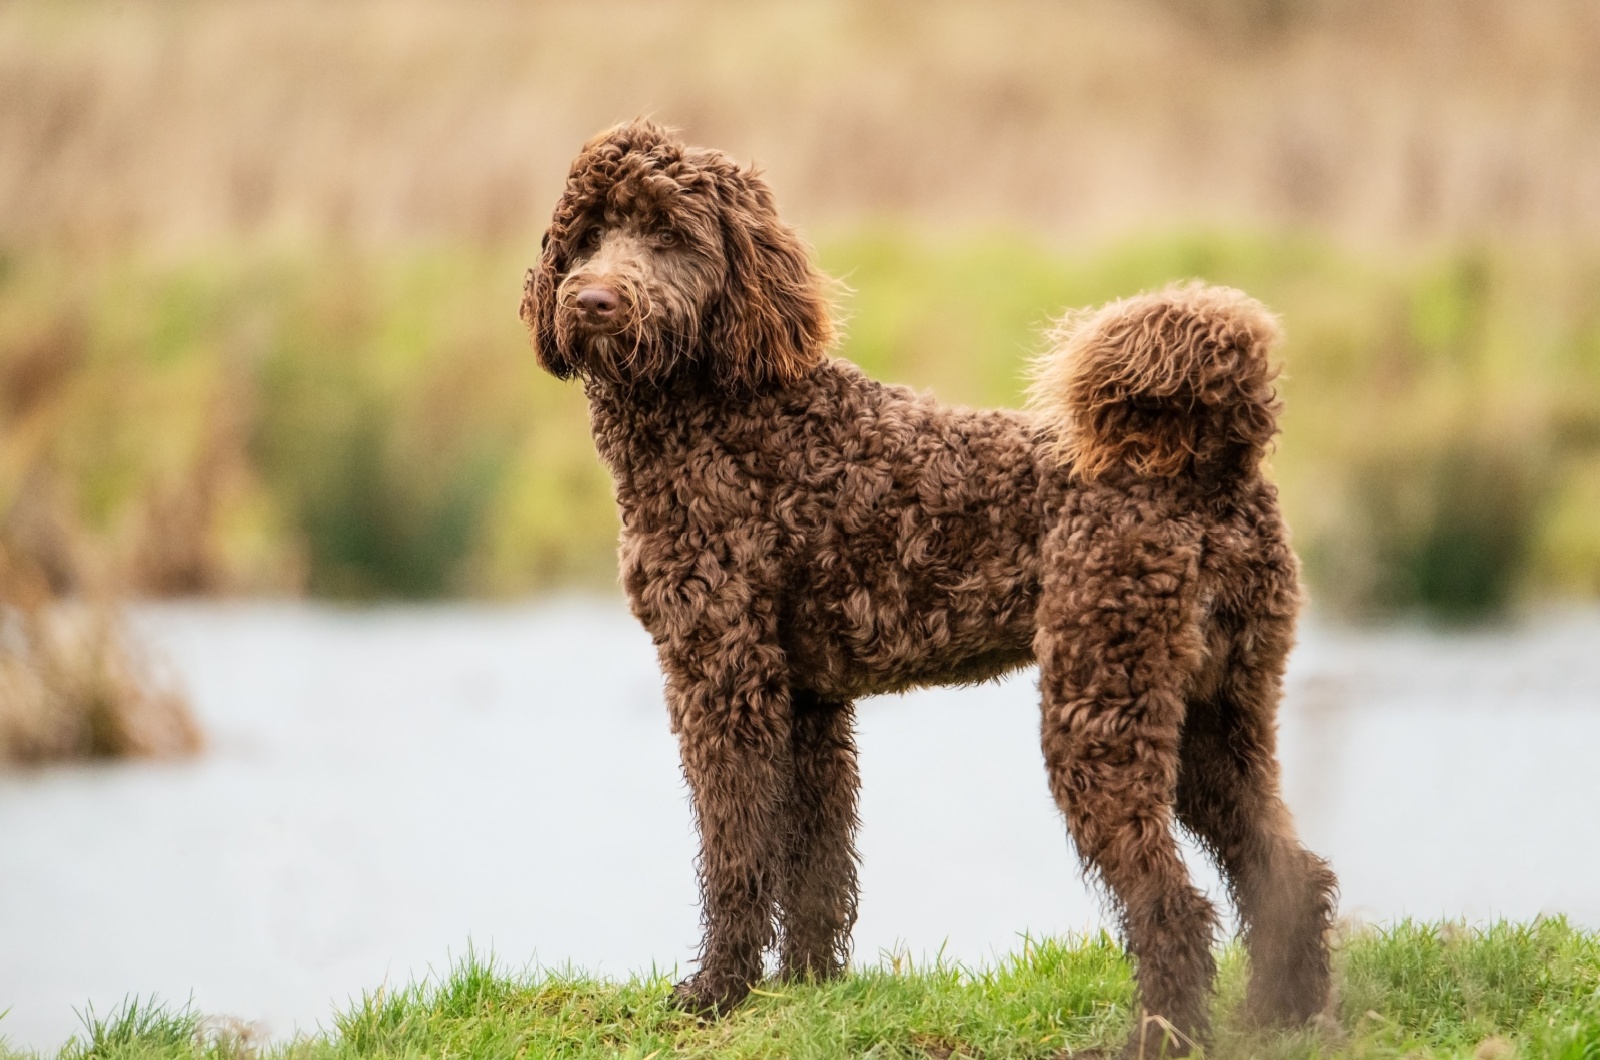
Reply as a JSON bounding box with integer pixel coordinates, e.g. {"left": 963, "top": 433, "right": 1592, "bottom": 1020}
{"left": 8, "top": 921, "right": 1599, "bottom": 1059}
{"left": 4, "top": 229, "right": 1600, "bottom": 616}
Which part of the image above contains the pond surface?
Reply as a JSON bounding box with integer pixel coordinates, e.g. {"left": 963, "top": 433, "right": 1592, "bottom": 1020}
{"left": 2, "top": 598, "right": 1598, "bottom": 1051}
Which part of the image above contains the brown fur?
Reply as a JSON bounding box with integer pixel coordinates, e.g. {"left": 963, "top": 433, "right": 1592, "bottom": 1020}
{"left": 523, "top": 120, "right": 1338, "bottom": 1055}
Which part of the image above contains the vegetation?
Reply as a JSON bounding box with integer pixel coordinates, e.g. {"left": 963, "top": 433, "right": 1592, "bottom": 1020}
{"left": 0, "top": 263, "right": 201, "bottom": 761}
{"left": 0, "top": 593, "right": 199, "bottom": 763}
{"left": 4, "top": 0, "right": 1599, "bottom": 621}
{"left": 6, "top": 920, "right": 1598, "bottom": 1059}
{"left": 3, "top": 0, "right": 1597, "bottom": 249}
{"left": 3, "top": 230, "right": 1598, "bottom": 619}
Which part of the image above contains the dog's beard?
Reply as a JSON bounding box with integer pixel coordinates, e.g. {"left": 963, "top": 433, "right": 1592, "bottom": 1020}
{"left": 571, "top": 328, "right": 695, "bottom": 389}
{"left": 555, "top": 281, "right": 700, "bottom": 389}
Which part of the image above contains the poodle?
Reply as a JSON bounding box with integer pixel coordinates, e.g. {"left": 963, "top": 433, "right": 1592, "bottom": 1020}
{"left": 521, "top": 119, "right": 1337, "bottom": 1055}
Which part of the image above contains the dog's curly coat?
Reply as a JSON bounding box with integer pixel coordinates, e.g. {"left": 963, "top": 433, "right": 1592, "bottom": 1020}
{"left": 523, "top": 120, "right": 1338, "bottom": 1054}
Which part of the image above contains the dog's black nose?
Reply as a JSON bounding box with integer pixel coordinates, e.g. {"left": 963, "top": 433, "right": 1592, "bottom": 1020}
{"left": 576, "top": 287, "right": 620, "bottom": 316}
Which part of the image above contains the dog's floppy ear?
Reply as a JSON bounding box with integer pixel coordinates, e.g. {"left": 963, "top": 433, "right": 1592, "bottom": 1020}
{"left": 522, "top": 227, "right": 573, "bottom": 379}
{"left": 703, "top": 164, "right": 833, "bottom": 390}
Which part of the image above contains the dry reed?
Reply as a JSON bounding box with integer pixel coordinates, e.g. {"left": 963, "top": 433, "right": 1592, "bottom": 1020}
{"left": 0, "top": 520, "right": 198, "bottom": 762}
{"left": 0, "top": 590, "right": 200, "bottom": 763}
{"left": 1, "top": 0, "right": 1598, "bottom": 251}
{"left": 0, "top": 248, "right": 202, "bottom": 763}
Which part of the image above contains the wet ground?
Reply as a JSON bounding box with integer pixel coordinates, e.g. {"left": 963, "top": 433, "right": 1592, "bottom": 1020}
{"left": 2, "top": 598, "right": 1597, "bottom": 1051}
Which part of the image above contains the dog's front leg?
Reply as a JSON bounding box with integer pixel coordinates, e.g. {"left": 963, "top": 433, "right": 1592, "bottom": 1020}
{"left": 661, "top": 612, "right": 792, "bottom": 1016}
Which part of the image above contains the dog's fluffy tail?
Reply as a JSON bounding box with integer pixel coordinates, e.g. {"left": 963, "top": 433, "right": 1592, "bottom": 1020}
{"left": 1029, "top": 283, "right": 1284, "bottom": 486}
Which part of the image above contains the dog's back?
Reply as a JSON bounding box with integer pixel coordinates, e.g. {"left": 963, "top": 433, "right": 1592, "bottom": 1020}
{"left": 667, "top": 283, "right": 1292, "bottom": 705}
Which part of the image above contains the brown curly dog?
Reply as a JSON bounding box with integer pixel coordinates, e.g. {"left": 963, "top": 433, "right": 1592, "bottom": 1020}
{"left": 522, "top": 120, "right": 1337, "bottom": 1056}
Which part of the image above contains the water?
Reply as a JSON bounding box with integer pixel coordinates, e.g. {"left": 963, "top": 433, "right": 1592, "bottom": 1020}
{"left": 2, "top": 598, "right": 1598, "bottom": 1051}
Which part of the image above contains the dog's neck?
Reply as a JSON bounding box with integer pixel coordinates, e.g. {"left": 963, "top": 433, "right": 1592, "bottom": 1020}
{"left": 580, "top": 370, "right": 738, "bottom": 489}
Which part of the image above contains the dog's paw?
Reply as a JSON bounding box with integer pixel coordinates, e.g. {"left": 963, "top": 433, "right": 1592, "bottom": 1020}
{"left": 1116, "top": 1015, "right": 1202, "bottom": 1059}
{"left": 777, "top": 954, "right": 847, "bottom": 984}
{"left": 669, "top": 971, "right": 751, "bottom": 1018}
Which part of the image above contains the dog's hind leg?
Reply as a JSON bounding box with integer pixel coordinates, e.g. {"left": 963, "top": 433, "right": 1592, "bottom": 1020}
{"left": 1176, "top": 606, "right": 1338, "bottom": 1027}
{"left": 1035, "top": 507, "right": 1217, "bottom": 1056}
{"left": 776, "top": 690, "right": 860, "bottom": 982}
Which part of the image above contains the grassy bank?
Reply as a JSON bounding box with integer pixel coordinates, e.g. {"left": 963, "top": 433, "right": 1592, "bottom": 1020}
{"left": 9, "top": 920, "right": 1599, "bottom": 1059}
{"left": 4, "top": 230, "right": 1599, "bottom": 619}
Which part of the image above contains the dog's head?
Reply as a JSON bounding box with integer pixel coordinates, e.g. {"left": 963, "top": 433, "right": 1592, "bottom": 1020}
{"left": 522, "top": 119, "right": 834, "bottom": 392}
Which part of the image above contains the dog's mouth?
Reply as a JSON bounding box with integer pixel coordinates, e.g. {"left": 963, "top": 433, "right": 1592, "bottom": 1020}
{"left": 558, "top": 300, "right": 646, "bottom": 370}
{"left": 557, "top": 303, "right": 687, "bottom": 388}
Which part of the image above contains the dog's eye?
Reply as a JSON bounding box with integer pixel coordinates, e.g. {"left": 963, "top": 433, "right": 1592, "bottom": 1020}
{"left": 582, "top": 228, "right": 604, "bottom": 250}
{"left": 655, "top": 230, "right": 679, "bottom": 248}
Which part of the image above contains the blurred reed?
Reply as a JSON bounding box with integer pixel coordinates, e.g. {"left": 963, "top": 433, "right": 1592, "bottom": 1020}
{"left": 0, "top": 592, "right": 200, "bottom": 763}
{"left": 1, "top": 0, "right": 1597, "bottom": 250}
{"left": 3, "top": 233, "right": 1598, "bottom": 620}
{"left": 0, "top": 315, "right": 199, "bottom": 761}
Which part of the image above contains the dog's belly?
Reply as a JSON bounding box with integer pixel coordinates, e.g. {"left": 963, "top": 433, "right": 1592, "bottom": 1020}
{"left": 781, "top": 549, "right": 1041, "bottom": 701}
{"left": 825, "top": 637, "right": 1037, "bottom": 700}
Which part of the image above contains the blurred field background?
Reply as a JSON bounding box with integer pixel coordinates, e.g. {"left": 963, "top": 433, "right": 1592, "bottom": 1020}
{"left": 3, "top": 0, "right": 1600, "bottom": 622}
